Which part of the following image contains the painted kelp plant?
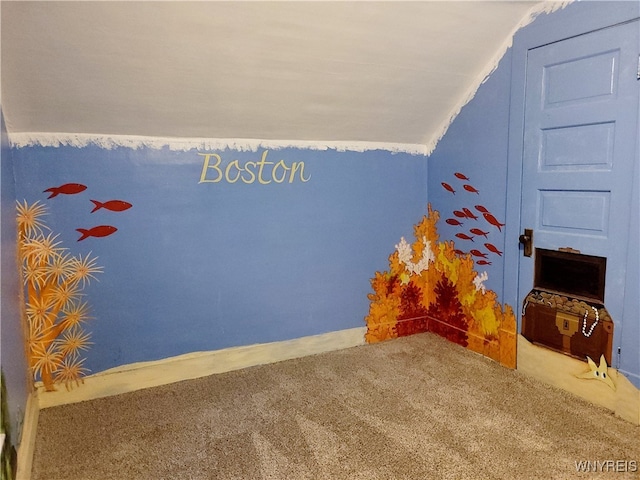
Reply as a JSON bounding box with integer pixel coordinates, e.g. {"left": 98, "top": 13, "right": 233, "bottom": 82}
{"left": 365, "top": 203, "right": 516, "bottom": 368}
{"left": 17, "top": 200, "right": 101, "bottom": 391}
{"left": 16, "top": 184, "right": 130, "bottom": 391}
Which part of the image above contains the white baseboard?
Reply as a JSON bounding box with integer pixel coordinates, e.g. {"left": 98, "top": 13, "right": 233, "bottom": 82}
{"left": 517, "top": 335, "right": 640, "bottom": 425}
{"left": 37, "top": 327, "right": 367, "bottom": 409}
{"left": 15, "top": 391, "right": 39, "bottom": 480}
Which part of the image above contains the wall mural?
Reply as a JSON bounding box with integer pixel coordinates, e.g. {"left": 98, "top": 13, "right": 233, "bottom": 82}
{"left": 16, "top": 185, "right": 130, "bottom": 391}
{"left": 576, "top": 355, "right": 616, "bottom": 390}
{"left": 365, "top": 173, "right": 516, "bottom": 368}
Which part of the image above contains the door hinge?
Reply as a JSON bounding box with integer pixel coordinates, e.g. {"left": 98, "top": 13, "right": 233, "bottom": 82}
{"left": 637, "top": 54, "right": 640, "bottom": 80}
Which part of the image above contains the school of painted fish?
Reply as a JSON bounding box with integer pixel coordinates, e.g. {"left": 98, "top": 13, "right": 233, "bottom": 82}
{"left": 43, "top": 183, "right": 132, "bottom": 241}
{"left": 442, "top": 173, "right": 505, "bottom": 266}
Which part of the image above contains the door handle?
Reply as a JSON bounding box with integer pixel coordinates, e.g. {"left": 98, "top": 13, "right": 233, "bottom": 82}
{"left": 519, "top": 228, "right": 533, "bottom": 257}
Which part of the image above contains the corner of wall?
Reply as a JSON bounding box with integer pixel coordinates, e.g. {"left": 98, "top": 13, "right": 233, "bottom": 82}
{"left": 1, "top": 108, "right": 35, "bottom": 480}
{"left": 15, "top": 392, "right": 39, "bottom": 480}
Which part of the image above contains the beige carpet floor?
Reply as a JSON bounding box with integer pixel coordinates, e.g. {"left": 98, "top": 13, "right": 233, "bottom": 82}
{"left": 31, "top": 332, "right": 638, "bottom": 480}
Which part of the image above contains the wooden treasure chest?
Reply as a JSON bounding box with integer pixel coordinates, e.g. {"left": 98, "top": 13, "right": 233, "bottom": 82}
{"left": 521, "top": 248, "right": 613, "bottom": 365}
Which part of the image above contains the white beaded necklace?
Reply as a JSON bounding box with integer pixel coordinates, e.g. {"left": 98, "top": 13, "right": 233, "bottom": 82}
{"left": 582, "top": 306, "right": 599, "bottom": 337}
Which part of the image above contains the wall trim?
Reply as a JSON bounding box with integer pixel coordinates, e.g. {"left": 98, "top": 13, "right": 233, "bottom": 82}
{"left": 8, "top": 132, "right": 427, "bottom": 156}
{"left": 15, "top": 392, "right": 38, "bottom": 480}
{"left": 37, "top": 327, "right": 367, "bottom": 409}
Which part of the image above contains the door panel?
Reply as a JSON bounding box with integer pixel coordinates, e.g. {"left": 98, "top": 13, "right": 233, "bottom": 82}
{"left": 544, "top": 49, "right": 618, "bottom": 106}
{"left": 538, "top": 190, "right": 610, "bottom": 235}
{"left": 540, "top": 122, "right": 614, "bottom": 170}
{"left": 518, "top": 20, "right": 639, "bottom": 364}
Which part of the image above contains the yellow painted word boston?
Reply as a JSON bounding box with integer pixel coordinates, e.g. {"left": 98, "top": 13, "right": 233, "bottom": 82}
{"left": 199, "top": 151, "right": 311, "bottom": 185}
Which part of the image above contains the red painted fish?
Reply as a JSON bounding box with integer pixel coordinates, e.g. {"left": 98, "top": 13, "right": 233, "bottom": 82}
{"left": 441, "top": 182, "right": 455, "bottom": 194}
{"left": 470, "top": 228, "right": 489, "bottom": 238}
{"left": 462, "top": 208, "right": 478, "bottom": 220}
{"left": 44, "top": 183, "right": 87, "bottom": 199}
{"left": 455, "top": 233, "right": 474, "bottom": 242}
{"left": 446, "top": 218, "right": 463, "bottom": 226}
{"left": 90, "top": 199, "right": 133, "bottom": 213}
{"left": 453, "top": 210, "right": 466, "bottom": 218}
{"left": 454, "top": 249, "right": 466, "bottom": 256}
{"left": 483, "top": 213, "right": 506, "bottom": 231}
{"left": 470, "top": 249, "right": 488, "bottom": 258}
{"left": 455, "top": 172, "right": 470, "bottom": 180}
{"left": 476, "top": 260, "right": 492, "bottom": 266}
{"left": 484, "top": 243, "right": 503, "bottom": 256}
{"left": 76, "top": 225, "right": 117, "bottom": 241}
{"left": 475, "top": 205, "right": 489, "bottom": 213}
{"left": 463, "top": 184, "right": 480, "bottom": 195}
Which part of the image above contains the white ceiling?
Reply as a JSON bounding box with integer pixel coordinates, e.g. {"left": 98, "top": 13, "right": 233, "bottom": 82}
{"left": 1, "top": 1, "right": 560, "bottom": 150}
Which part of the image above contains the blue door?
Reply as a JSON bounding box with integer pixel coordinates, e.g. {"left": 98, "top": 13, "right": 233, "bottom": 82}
{"left": 518, "top": 20, "right": 639, "bottom": 367}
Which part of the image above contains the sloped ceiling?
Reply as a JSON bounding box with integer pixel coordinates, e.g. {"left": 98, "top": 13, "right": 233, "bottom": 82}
{"left": 1, "top": 1, "right": 557, "bottom": 150}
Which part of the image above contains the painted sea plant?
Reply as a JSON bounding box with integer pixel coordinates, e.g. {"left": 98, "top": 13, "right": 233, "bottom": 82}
{"left": 365, "top": 204, "right": 516, "bottom": 368}
{"left": 16, "top": 200, "right": 102, "bottom": 391}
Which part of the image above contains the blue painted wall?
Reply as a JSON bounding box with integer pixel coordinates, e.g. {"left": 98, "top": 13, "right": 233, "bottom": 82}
{"left": 12, "top": 145, "right": 427, "bottom": 373}
{"left": 427, "top": 51, "right": 512, "bottom": 302}
{"left": 1, "top": 110, "right": 30, "bottom": 441}
{"left": 621, "top": 135, "right": 640, "bottom": 387}
{"left": 4, "top": 1, "right": 638, "bottom": 392}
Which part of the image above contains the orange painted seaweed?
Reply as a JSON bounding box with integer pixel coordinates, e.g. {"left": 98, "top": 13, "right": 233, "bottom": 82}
{"left": 16, "top": 201, "right": 102, "bottom": 391}
{"left": 365, "top": 203, "right": 516, "bottom": 368}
